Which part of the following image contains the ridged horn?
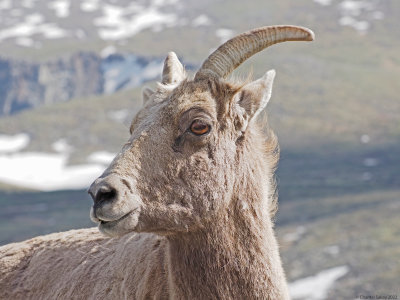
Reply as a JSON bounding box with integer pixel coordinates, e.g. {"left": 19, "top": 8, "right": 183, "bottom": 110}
{"left": 194, "top": 25, "right": 314, "bottom": 80}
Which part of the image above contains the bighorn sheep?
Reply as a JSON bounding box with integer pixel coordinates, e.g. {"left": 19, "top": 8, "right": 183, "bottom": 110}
{"left": 0, "top": 25, "right": 314, "bottom": 299}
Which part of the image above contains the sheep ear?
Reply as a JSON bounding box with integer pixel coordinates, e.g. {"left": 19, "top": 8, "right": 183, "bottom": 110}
{"left": 237, "top": 70, "right": 275, "bottom": 118}
{"left": 162, "top": 52, "right": 186, "bottom": 84}
{"left": 234, "top": 70, "right": 275, "bottom": 131}
{"left": 142, "top": 87, "right": 154, "bottom": 104}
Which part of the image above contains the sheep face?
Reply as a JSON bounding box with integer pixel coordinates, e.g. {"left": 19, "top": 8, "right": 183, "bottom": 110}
{"left": 88, "top": 25, "right": 314, "bottom": 237}
{"left": 88, "top": 53, "right": 276, "bottom": 237}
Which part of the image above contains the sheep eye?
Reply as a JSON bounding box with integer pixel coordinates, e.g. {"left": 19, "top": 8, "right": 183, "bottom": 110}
{"left": 190, "top": 120, "right": 210, "bottom": 135}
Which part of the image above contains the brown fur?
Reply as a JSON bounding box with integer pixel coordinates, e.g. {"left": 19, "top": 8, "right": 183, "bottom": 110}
{"left": 0, "top": 55, "right": 289, "bottom": 299}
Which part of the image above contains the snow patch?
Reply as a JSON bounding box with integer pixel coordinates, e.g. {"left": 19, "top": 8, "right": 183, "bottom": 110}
{"left": 16, "top": 37, "right": 34, "bottom": 47}
{"left": 314, "top": 0, "right": 384, "bottom": 35}
{"left": 52, "top": 138, "right": 73, "bottom": 153}
{"left": 48, "top": 0, "right": 71, "bottom": 18}
{"left": 80, "top": 0, "right": 100, "bottom": 12}
{"left": 192, "top": 14, "right": 211, "bottom": 27}
{"left": 152, "top": 0, "right": 179, "bottom": 6}
{"left": 323, "top": 245, "right": 340, "bottom": 256}
{"left": 216, "top": 28, "right": 234, "bottom": 43}
{"left": 141, "top": 60, "right": 164, "bottom": 79}
{"left": 95, "top": 4, "right": 178, "bottom": 40}
{"left": 101, "top": 45, "right": 117, "bottom": 58}
{"left": 21, "top": 0, "right": 36, "bottom": 9}
{"left": 339, "top": 16, "right": 369, "bottom": 33}
{"left": 87, "top": 151, "right": 115, "bottom": 165}
{"left": 0, "top": 0, "right": 194, "bottom": 44}
{"left": 0, "top": 0, "right": 11, "bottom": 10}
{"left": 363, "top": 157, "right": 378, "bottom": 167}
{"left": 337, "top": 0, "right": 384, "bottom": 34}
{"left": 108, "top": 109, "right": 130, "bottom": 123}
{"left": 0, "top": 15, "right": 67, "bottom": 42}
{"left": 41, "top": 24, "right": 68, "bottom": 39}
{"left": 75, "top": 29, "right": 87, "bottom": 39}
{"left": 25, "top": 13, "right": 44, "bottom": 24}
{"left": 0, "top": 133, "right": 30, "bottom": 153}
{"left": 102, "top": 54, "right": 164, "bottom": 94}
{"left": 283, "top": 226, "right": 307, "bottom": 243}
{"left": 360, "top": 134, "right": 370, "bottom": 144}
{"left": 371, "top": 11, "right": 384, "bottom": 20}
{"left": 339, "top": 0, "right": 375, "bottom": 16}
{"left": 313, "top": 0, "right": 332, "bottom": 6}
{"left": 0, "top": 138, "right": 116, "bottom": 191}
{"left": 0, "top": 152, "right": 106, "bottom": 191}
{"left": 289, "top": 266, "right": 349, "bottom": 300}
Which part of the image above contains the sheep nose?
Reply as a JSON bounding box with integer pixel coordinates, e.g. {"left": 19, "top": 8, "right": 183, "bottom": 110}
{"left": 88, "top": 179, "right": 118, "bottom": 206}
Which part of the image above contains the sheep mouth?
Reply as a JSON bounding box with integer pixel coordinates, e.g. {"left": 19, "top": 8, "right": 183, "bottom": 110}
{"left": 99, "top": 208, "right": 138, "bottom": 226}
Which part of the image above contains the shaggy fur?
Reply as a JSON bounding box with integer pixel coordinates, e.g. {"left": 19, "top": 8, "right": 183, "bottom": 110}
{"left": 0, "top": 31, "right": 307, "bottom": 298}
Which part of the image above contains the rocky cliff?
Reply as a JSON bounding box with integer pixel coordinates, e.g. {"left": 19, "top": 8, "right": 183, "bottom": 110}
{"left": 0, "top": 53, "right": 103, "bottom": 115}
{"left": 0, "top": 52, "right": 188, "bottom": 116}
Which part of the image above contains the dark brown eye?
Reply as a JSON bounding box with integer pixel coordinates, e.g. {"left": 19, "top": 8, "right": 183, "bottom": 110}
{"left": 190, "top": 120, "right": 210, "bottom": 135}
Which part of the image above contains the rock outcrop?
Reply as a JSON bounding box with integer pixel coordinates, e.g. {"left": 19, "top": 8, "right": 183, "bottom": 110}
{"left": 0, "top": 53, "right": 103, "bottom": 115}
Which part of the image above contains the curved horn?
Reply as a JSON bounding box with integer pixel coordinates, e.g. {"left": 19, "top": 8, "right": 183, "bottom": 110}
{"left": 194, "top": 25, "right": 314, "bottom": 80}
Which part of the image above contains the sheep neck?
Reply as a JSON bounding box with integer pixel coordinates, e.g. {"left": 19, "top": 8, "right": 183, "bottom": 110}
{"left": 166, "top": 197, "right": 289, "bottom": 299}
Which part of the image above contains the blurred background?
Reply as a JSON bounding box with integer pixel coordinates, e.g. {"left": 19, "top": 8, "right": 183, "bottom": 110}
{"left": 0, "top": 0, "right": 399, "bottom": 299}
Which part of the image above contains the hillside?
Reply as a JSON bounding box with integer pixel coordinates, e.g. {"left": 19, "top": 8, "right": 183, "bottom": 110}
{"left": 1, "top": 0, "right": 399, "bottom": 142}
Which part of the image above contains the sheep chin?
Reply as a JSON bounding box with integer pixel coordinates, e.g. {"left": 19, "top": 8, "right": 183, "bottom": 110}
{"left": 98, "top": 209, "right": 140, "bottom": 237}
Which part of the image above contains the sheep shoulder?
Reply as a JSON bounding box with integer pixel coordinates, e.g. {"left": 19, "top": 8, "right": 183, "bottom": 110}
{"left": 0, "top": 228, "right": 168, "bottom": 299}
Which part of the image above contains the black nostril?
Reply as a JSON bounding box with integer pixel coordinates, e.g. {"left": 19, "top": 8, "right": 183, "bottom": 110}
{"left": 94, "top": 186, "right": 117, "bottom": 204}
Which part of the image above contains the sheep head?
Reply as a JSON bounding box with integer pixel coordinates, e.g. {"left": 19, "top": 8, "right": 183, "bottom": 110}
{"left": 88, "top": 25, "right": 314, "bottom": 237}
